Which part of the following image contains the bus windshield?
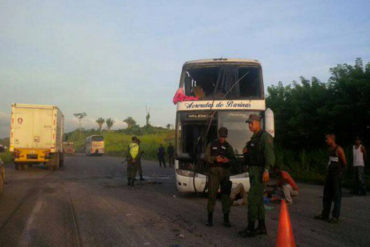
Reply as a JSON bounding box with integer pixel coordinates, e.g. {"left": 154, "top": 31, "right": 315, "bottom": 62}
{"left": 176, "top": 111, "right": 258, "bottom": 157}
{"left": 183, "top": 65, "right": 262, "bottom": 100}
{"left": 218, "top": 111, "right": 257, "bottom": 155}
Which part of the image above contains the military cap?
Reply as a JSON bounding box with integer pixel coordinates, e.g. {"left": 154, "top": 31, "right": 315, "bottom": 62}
{"left": 245, "top": 114, "right": 261, "bottom": 123}
{"left": 218, "top": 127, "right": 228, "bottom": 137}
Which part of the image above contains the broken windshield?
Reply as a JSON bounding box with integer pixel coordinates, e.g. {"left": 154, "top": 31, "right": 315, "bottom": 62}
{"left": 183, "top": 65, "right": 263, "bottom": 100}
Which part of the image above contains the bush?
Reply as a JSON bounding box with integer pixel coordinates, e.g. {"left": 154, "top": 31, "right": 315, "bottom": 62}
{"left": 0, "top": 151, "right": 12, "bottom": 164}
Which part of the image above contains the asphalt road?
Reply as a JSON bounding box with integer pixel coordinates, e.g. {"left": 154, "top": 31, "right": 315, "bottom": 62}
{"left": 0, "top": 154, "right": 369, "bottom": 247}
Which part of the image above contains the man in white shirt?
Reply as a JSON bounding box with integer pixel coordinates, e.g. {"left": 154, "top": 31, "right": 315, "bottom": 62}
{"left": 353, "top": 137, "right": 367, "bottom": 195}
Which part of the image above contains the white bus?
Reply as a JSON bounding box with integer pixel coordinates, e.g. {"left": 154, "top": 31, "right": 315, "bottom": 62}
{"left": 175, "top": 58, "right": 274, "bottom": 193}
{"left": 85, "top": 135, "right": 105, "bottom": 156}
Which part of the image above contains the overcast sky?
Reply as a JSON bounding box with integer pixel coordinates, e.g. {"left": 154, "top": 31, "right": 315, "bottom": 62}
{"left": 0, "top": 0, "right": 369, "bottom": 138}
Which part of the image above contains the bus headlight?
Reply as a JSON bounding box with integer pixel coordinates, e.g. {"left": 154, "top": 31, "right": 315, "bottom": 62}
{"left": 176, "top": 169, "right": 195, "bottom": 177}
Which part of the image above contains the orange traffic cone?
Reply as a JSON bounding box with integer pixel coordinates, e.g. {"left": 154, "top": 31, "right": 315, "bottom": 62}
{"left": 276, "top": 200, "right": 296, "bottom": 247}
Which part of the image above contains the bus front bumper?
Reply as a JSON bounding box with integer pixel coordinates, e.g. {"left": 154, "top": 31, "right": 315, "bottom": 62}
{"left": 176, "top": 170, "right": 250, "bottom": 193}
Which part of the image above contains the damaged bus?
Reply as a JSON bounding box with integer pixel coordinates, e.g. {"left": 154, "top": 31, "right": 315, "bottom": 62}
{"left": 174, "top": 58, "right": 274, "bottom": 193}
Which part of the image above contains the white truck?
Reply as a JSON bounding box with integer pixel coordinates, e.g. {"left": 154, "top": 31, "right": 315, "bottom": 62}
{"left": 9, "top": 104, "right": 64, "bottom": 170}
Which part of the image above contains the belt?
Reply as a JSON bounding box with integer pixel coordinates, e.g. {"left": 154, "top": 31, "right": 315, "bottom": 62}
{"left": 209, "top": 163, "right": 229, "bottom": 168}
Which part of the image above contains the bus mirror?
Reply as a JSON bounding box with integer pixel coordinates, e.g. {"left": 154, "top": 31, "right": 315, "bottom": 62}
{"left": 265, "top": 108, "right": 275, "bottom": 138}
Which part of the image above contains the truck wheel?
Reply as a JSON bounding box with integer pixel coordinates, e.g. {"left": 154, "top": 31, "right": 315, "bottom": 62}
{"left": 15, "top": 163, "right": 21, "bottom": 170}
{"left": 47, "top": 155, "right": 56, "bottom": 171}
{"left": 0, "top": 176, "right": 3, "bottom": 194}
{"left": 55, "top": 153, "right": 60, "bottom": 169}
{"left": 0, "top": 166, "right": 4, "bottom": 194}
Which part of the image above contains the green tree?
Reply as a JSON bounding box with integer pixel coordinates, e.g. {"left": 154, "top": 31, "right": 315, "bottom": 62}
{"left": 266, "top": 58, "right": 370, "bottom": 149}
{"left": 96, "top": 118, "right": 105, "bottom": 132}
{"left": 106, "top": 118, "right": 114, "bottom": 131}
{"left": 73, "top": 112, "right": 87, "bottom": 139}
{"left": 123, "top": 117, "right": 136, "bottom": 129}
{"left": 146, "top": 113, "right": 151, "bottom": 127}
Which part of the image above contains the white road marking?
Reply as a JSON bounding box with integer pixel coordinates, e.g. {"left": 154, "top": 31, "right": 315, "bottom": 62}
{"left": 18, "top": 200, "right": 43, "bottom": 247}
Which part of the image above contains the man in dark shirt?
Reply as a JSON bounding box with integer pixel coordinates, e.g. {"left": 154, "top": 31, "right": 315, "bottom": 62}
{"left": 158, "top": 144, "right": 166, "bottom": 168}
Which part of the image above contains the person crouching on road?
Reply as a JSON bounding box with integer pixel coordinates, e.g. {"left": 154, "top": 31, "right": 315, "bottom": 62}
{"left": 127, "top": 136, "right": 140, "bottom": 186}
{"left": 205, "top": 127, "right": 235, "bottom": 227}
{"left": 315, "top": 134, "right": 347, "bottom": 223}
{"left": 272, "top": 167, "right": 299, "bottom": 204}
{"left": 239, "top": 114, "right": 275, "bottom": 238}
{"left": 230, "top": 183, "right": 247, "bottom": 206}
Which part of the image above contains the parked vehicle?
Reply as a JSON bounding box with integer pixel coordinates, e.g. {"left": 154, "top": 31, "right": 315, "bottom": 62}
{"left": 174, "top": 58, "right": 275, "bottom": 193}
{"left": 85, "top": 135, "right": 104, "bottom": 156}
{"left": 63, "top": 142, "right": 75, "bottom": 155}
{"left": 9, "top": 104, "right": 64, "bottom": 170}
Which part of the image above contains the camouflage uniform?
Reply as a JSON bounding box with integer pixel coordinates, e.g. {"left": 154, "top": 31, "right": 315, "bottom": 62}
{"left": 244, "top": 130, "right": 275, "bottom": 234}
{"left": 205, "top": 138, "right": 235, "bottom": 226}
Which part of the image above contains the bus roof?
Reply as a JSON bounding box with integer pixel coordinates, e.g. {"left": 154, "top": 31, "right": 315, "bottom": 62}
{"left": 183, "top": 58, "right": 261, "bottom": 67}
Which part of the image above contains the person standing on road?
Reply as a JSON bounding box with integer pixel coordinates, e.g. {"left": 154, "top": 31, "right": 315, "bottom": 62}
{"left": 126, "top": 136, "right": 140, "bottom": 186}
{"left": 167, "top": 143, "right": 175, "bottom": 168}
{"left": 239, "top": 114, "right": 275, "bottom": 238}
{"left": 205, "top": 127, "right": 235, "bottom": 227}
{"left": 158, "top": 144, "right": 166, "bottom": 168}
{"left": 136, "top": 139, "right": 145, "bottom": 181}
{"left": 352, "top": 137, "right": 366, "bottom": 195}
{"left": 315, "top": 134, "right": 347, "bottom": 223}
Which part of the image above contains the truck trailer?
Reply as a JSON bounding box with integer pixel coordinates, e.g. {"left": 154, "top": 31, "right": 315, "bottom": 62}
{"left": 9, "top": 104, "right": 64, "bottom": 170}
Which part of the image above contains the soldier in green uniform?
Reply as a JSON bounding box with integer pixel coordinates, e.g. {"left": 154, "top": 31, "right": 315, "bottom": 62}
{"left": 205, "top": 127, "right": 236, "bottom": 227}
{"left": 126, "top": 136, "right": 140, "bottom": 186}
{"left": 239, "top": 114, "right": 275, "bottom": 237}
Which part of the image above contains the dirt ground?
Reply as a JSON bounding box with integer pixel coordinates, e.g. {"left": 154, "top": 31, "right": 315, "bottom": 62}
{"left": 0, "top": 154, "right": 369, "bottom": 247}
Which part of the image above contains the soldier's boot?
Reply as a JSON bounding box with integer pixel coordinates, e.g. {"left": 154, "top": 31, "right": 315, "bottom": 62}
{"left": 238, "top": 221, "right": 256, "bottom": 238}
{"left": 206, "top": 213, "right": 213, "bottom": 227}
{"left": 223, "top": 213, "right": 231, "bottom": 227}
{"left": 127, "top": 178, "right": 132, "bottom": 186}
{"left": 131, "top": 178, "right": 135, "bottom": 187}
{"left": 256, "top": 219, "right": 267, "bottom": 235}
